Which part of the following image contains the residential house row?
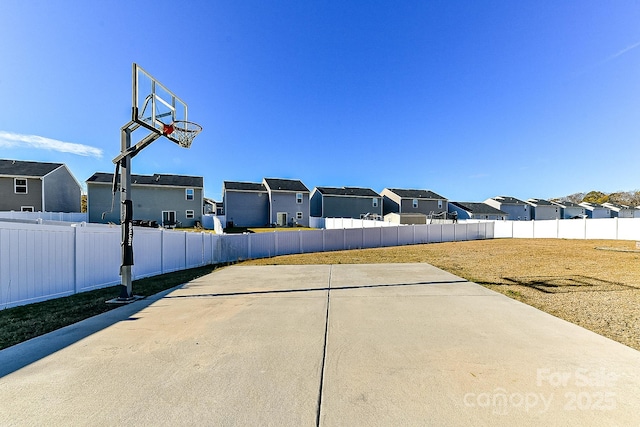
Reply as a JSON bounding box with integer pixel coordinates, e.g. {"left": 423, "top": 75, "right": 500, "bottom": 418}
{"left": 2, "top": 159, "right": 639, "bottom": 229}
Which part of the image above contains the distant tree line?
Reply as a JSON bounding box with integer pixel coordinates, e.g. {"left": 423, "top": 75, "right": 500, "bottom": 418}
{"left": 553, "top": 190, "right": 640, "bottom": 206}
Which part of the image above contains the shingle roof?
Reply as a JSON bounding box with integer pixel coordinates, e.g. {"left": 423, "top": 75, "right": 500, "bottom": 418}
{"left": 492, "top": 196, "right": 527, "bottom": 205}
{"left": 315, "top": 186, "right": 380, "bottom": 197}
{"left": 88, "top": 172, "right": 203, "bottom": 187}
{"left": 0, "top": 159, "right": 63, "bottom": 177}
{"left": 527, "top": 198, "right": 554, "bottom": 206}
{"left": 450, "top": 202, "right": 507, "bottom": 215}
{"left": 224, "top": 181, "right": 266, "bottom": 192}
{"left": 551, "top": 200, "right": 582, "bottom": 208}
{"left": 264, "top": 178, "right": 309, "bottom": 192}
{"left": 386, "top": 188, "right": 446, "bottom": 200}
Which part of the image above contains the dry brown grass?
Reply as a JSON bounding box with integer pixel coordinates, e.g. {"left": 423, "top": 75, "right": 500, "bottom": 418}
{"left": 242, "top": 239, "right": 640, "bottom": 351}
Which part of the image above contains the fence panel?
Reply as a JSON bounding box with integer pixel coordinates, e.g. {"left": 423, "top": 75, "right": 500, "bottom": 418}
{"left": 76, "top": 226, "right": 121, "bottom": 291}
{"left": 323, "top": 229, "right": 346, "bottom": 252}
{"left": 618, "top": 218, "right": 640, "bottom": 241}
{"left": 381, "top": 227, "right": 399, "bottom": 247}
{"left": 0, "top": 223, "right": 76, "bottom": 308}
{"left": 131, "top": 228, "right": 163, "bottom": 279}
{"left": 186, "top": 232, "right": 205, "bottom": 268}
{"left": 220, "top": 234, "right": 250, "bottom": 262}
{"left": 345, "top": 228, "right": 366, "bottom": 250}
{"left": 533, "top": 220, "right": 558, "bottom": 238}
{"left": 558, "top": 219, "right": 586, "bottom": 239}
{"left": 441, "top": 224, "right": 456, "bottom": 242}
{"left": 398, "top": 226, "right": 415, "bottom": 245}
{"left": 162, "top": 231, "right": 187, "bottom": 273}
{"left": 300, "top": 230, "right": 324, "bottom": 253}
{"left": 362, "top": 227, "right": 382, "bottom": 248}
{"left": 512, "top": 221, "right": 534, "bottom": 238}
{"left": 586, "top": 218, "right": 617, "bottom": 240}
{"left": 275, "top": 231, "right": 304, "bottom": 256}
{"left": 248, "top": 233, "right": 276, "bottom": 259}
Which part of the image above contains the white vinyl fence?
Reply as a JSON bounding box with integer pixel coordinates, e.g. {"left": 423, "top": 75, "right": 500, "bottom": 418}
{"left": 494, "top": 218, "right": 640, "bottom": 240}
{"left": 0, "top": 221, "right": 493, "bottom": 309}
{"left": 0, "top": 211, "right": 87, "bottom": 223}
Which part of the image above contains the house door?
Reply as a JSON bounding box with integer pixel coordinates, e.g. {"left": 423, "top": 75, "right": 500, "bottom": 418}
{"left": 162, "top": 211, "right": 177, "bottom": 228}
{"left": 277, "top": 212, "right": 287, "bottom": 226}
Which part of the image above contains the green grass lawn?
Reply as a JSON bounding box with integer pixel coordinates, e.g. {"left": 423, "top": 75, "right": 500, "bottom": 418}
{"left": 0, "top": 264, "right": 221, "bottom": 351}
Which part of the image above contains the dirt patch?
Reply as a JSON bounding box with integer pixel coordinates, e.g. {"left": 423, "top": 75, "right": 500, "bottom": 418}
{"left": 242, "top": 239, "right": 640, "bottom": 351}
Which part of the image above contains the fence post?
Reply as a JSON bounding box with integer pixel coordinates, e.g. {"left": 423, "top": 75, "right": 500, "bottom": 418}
{"left": 274, "top": 231, "right": 279, "bottom": 256}
{"left": 248, "top": 232, "right": 252, "bottom": 260}
{"left": 73, "top": 224, "right": 79, "bottom": 294}
{"left": 160, "top": 228, "right": 165, "bottom": 274}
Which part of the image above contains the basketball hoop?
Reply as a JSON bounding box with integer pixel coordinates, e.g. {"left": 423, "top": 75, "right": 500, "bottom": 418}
{"left": 165, "top": 120, "right": 202, "bottom": 148}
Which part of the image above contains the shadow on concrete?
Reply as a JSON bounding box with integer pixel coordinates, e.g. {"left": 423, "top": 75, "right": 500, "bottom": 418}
{"left": 0, "top": 286, "right": 182, "bottom": 379}
{"left": 164, "top": 279, "right": 469, "bottom": 299}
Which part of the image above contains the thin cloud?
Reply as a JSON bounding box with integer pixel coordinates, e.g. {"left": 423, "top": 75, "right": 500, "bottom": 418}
{"left": 604, "top": 40, "right": 640, "bottom": 63}
{"left": 0, "top": 131, "right": 103, "bottom": 158}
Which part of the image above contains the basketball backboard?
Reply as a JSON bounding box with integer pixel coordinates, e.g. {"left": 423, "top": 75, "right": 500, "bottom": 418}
{"left": 132, "top": 64, "right": 188, "bottom": 140}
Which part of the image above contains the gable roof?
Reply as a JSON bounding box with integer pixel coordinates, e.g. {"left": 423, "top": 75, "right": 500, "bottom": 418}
{"left": 0, "top": 159, "right": 63, "bottom": 177}
{"left": 527, "top": 198, "right": 554, "bottom": 206}
{"left": 224, "top": 181, "right": 267, "bottom": 192}
{"left": 87, "top": 172, "right": 203, "bottom": 187}
{"left": 491, "top": 196, "right": 527, "bottom": 205}
{"left": 551, "top": 200, "right": 583, "bottom": 208}
{"left": 385, "top": 188, "right": 446, "bottom": 200}
{"left": 263, "top": 178, "right": 309, "bottom": 192}
{"left": 315, "top": 186, "right": 380, "bottom": 197}
{"left": 450, "top": 202, "right": 507, "bottom": 215}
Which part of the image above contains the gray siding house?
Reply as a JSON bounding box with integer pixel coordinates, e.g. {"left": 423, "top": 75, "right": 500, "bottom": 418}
{"left": 579, "top": 202, "right": 611, "bottom": 219}
{"left": 527, "top": 198, "right": 561, "bottom": 220}
{"left": 550, "top": 200, "right": 586, "bottom": 219}
{"left": 222, "top": 181, "right": 269, "bottom": 228}
{"left": 310, "top": 186, "right": 382, "bottom": 219}
{"left": 381, "top": 188, "right": 448, "bottom": 217}
{"left": 602, "top": 202, "right": 637, "bottom": 218}
{"left": 264, "top": 178, "right": 310, "bottom": 227}
{"left": 87, "top": 173, "right": 204, "bottom": 227}
{"left": 0, "top": 159, "right": 81, "bottom": 212}
{"left": 448, "top": 202, "right": 508, "bottom": 220}
{"left": 484, "top": 196, "right": 530, "bottom": 221}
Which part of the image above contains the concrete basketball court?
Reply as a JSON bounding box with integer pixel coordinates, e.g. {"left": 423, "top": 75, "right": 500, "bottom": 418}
{"left": 1, "top": 263, "right": 639, "bottom": 426}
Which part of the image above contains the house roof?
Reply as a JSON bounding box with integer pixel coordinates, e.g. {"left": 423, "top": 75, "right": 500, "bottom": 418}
{"left": 551, "top": 200, "right": 583, "bottom": 208}
{"left": 88, "top": 172, "right": 203, "bottom": 187}
{"left": 527, "top": 198, "right": 554, "bottom": 206}
{"left": 579, "top": 202, "right": 608, "bottom": 210}
{"left": 385, "top": 188, "right": 446, "bottom": 200}
{"left": 491, "top": 196, "right": 527, "bottom": 205}
{"left": 0, "top": 159, "right": 63, "bottom": 177}
{"left": 450, "top": 202, "right": 507, "bottom": 215}
{"left": 315, "top": 186, "right": 380, "bottom": 197}
{"left": 224, "top": 181, "right": 266, "bottom": 192}
{"left": 264, "top": 178, "right": 309, "bottom": 192}
{"left": 603, "top": 202, "right": 630, "bottom": 210}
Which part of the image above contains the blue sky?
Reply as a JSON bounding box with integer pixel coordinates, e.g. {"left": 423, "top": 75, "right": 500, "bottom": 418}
{"left": 1, "top": 1, "right": 639, "bottom": 202}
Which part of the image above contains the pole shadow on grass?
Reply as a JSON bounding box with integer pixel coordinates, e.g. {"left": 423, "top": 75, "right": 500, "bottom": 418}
{"left": 498, "top": 275, "right": 637, "bottom": 294}
{"left": 0, "top": 286, "right": 181, "bottom": 379}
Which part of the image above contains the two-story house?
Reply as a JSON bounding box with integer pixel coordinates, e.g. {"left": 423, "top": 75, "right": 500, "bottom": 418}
{"left": 0, "top": 159, "right": 81, "bottom": 212}
{"left": 549, "top": 200, "right": 586, "bottom": 219}
{"left": 222, "top": 181, "right": 269, "bottom": 228}
{"left": 263, "top": 178, "right": 310, "bottom": 227}
{"left": 87, "top": 172, "right": 204, "bottom": 227}
{"left": 484, "top": 196, "right": 530, "bottom": 221}
{"left": 448, "top": 201, "right": 508, "bottom": 220}
{"left": 310, "top": 186, "right": 382, "bottom": 219}
{"left": 527, "top": 198, "right": 561, "bottom": 220}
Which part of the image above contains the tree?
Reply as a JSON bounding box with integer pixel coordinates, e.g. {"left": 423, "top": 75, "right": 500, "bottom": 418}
{"left": 81, "top": 195, "right": 87, "bottom": 213}
{"left": 582, "top": 191, "right": 608, "bottom": 204}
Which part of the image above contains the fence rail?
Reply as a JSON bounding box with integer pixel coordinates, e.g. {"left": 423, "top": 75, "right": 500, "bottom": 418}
{"left": 0, "top": 221, "right": 493, "bottom": 309}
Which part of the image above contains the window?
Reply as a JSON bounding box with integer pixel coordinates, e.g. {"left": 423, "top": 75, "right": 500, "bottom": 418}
{"left": 372, "top": 198, "right": 378, "bottom": 207}
{"left": 296, "top": 193, "right": 303, "bottom": 204}
{"left": 186, "top": 210, "right": 195, "bottom": 219}
{"left": 14, "top": 178, "right": 27, "bottom": 194}
{"left": 21, "top": 206, "right": 34, "bottom": 212}
{"left": 412, "top": 199, "right": 418, "bottom": 208}
{"left": 296, "top": 212, "right": 303, "bottom": 220}
{"left": 185, "top": 188, "right": 194, "bottom": 201}
{"left": 438, "top": 200, "right": 443, "bottom": 209}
